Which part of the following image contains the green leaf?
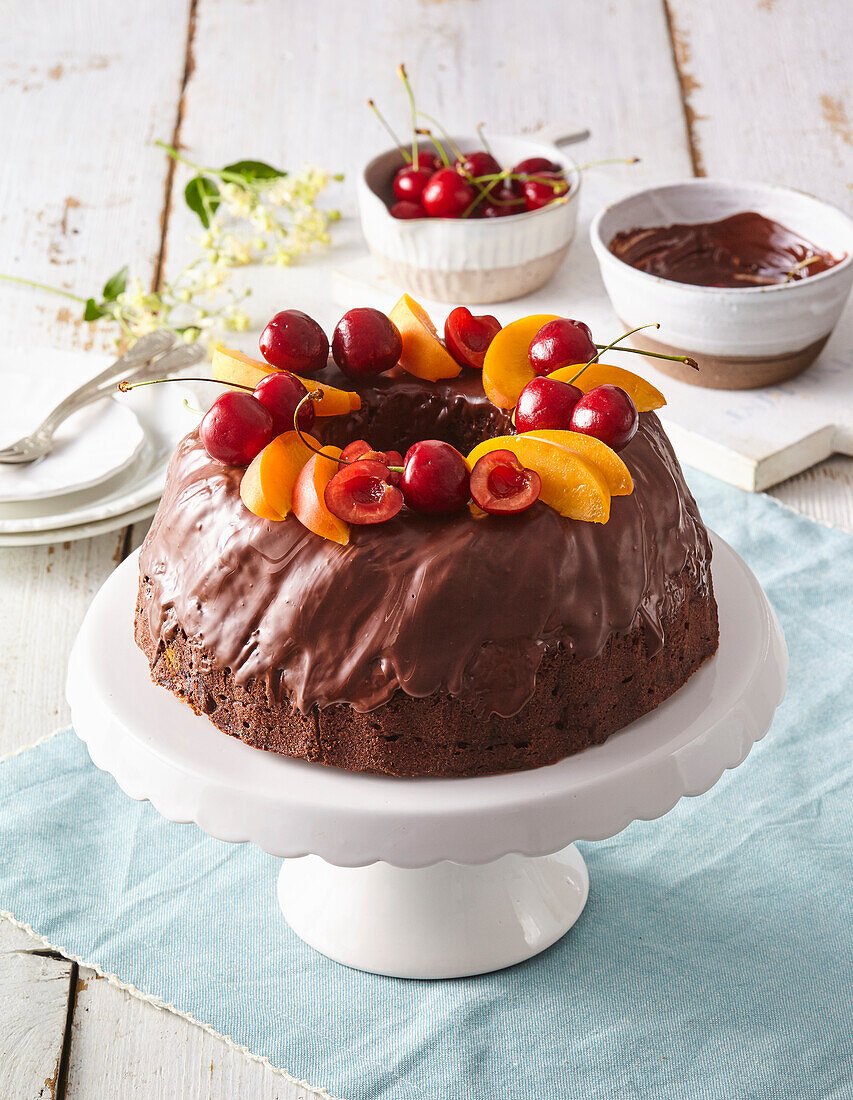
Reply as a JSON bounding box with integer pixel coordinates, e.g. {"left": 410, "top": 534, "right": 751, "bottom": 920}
{"left": 83, "top": 298, "right": 105, "bottom": 322}
{"left": 102, "top": 264, "right": 128, "bottom": 302}
{"left": 223, "top": 159, "right": 286, "bottom": 183}
{"left": 184, "top": 175, "right": 221, "bottom": 228}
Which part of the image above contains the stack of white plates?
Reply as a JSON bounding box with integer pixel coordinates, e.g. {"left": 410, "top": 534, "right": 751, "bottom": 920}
{"left": 0, "top": 345, "right": 204, "bottom": 546}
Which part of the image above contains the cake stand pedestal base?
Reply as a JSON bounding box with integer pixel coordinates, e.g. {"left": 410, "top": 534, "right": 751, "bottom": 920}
{"left": 278, "top": 845, "right": 589, "bottom": 978}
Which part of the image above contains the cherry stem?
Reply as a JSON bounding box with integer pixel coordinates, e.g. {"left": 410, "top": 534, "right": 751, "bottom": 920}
{"left": 573, "top": 156, "right": 640, "bottom": 174}
{"left": 117, "top": 375, "right": 256, "bottom": 394}
{"left": 416, "top": 127, "right": 450, "bottom": 168}
{"left": 594, "top": 343, "right": 699, "bottom": 369}
{"left": 569, "top": 324, "right": 661, "bottom": 384}
{"left": 367, "top": 99, "right": 411, "bottom": 163}
{"left": 476, "top": 122, "right": 493, "bottom": 155}
{"left": 397, "top": 63, "right": 419, "bottom": 170}
{"left": 416, "top": 111, "right": 464, "bottom": 163}
{"left": 785, "top": 254, "right": 820, "bottom": 283}
{"left": 291, "top": 392, "right": 404, "bottom": 473}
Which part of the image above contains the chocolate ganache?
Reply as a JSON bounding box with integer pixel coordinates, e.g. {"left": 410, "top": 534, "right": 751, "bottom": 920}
{"left": 608, "top": 210, "right": 841, "bottom": 287}
{"left": 138, "top": 411, "right": 711, "bottom": 720}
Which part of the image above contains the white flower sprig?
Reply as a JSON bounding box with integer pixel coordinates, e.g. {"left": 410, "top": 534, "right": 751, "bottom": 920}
{"left": 0, "top": 145, "right": 342, "bottom": 348}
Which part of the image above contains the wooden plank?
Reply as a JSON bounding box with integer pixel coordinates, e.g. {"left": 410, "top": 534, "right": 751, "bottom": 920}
{"left": 0, "top": 0, "right": 192, "bottom": 352}
{"left": 0, "top": 531, "right": 128, "bottom": 755}
{"left": 65, "top": 968, "right": 326, "bottom": 1100}
{"left": 0, "top": 1, "right": 191, "bottom": 756}
{"left": 664, "top": 0, "right": 853, "bottom": 205}
{"left": 0, "top": 946, "right": 75, "bottom": 1100}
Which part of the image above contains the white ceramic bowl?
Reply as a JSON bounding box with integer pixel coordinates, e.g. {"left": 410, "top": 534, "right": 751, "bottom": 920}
{"left": 590, "top": 179, "right": 853, "bottom": 389}
{"left": 358, "top": 134, "right": 581, "bottom": 303}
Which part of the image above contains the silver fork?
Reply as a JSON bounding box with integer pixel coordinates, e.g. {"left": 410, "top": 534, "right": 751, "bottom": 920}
{"left": 0, "top": 331, "right": 205, "bottom": 464}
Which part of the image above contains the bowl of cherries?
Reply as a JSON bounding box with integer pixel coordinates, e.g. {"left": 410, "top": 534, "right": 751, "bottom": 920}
{"left": 359, "top": 134, "right": 580, "bottom": 304}
{"left": 358, "top": 69, "right": 582, "bottom": 303}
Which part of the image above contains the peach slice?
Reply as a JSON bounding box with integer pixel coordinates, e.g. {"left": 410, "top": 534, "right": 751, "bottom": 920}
{"left": 467, "top": 435, "right": 611, "bottom": 523}
{"left": 547, "top": 362, "right": 666, "bottom": 411}
{"left": 517, "top": 430, "right": 633, "bottom": 495}
{"left": 239, "top": 429, "right": 320, "bottom": 520}
{"left": 292, "top": 445, "right": 350, "bottom": 546}
{"left": 481, "top": 314, "right": 559, "bottom": 409}
{"left": 211, "top": 346, "right": 361, "bottom": 417}
{"left": 388, "top": 294, "right": 462, "bottom": 381}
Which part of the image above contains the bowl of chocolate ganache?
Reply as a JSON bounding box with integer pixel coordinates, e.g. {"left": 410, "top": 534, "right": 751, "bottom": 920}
{"left": 590, "top": 179, "right": 853, "bottom": 389}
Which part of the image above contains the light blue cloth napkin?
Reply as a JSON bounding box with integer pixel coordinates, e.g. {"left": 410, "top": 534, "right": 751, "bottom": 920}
{"left": 1, "top": 470, "right": 851, "bottom": 1100}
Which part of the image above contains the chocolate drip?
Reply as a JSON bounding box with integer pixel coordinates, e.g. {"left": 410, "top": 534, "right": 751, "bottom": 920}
{"left": 608, "top": 211, "right": 841, "bottom": 287}
{"left": 139, "top": 411, "right": 711, "bottom": 719}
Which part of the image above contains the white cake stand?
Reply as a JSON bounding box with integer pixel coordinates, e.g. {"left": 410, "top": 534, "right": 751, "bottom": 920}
{"left": 66, "top": 534, "right": 786, "bottom": 979}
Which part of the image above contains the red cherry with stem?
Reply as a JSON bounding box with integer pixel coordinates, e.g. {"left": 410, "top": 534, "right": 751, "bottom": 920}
{"left": 252, "top": 371, "right": 315, "bottom": 436}
{"left": 340, "top": 440, "right": 404, "bottom": 486}
{"left": 324, "top": 459, "right": 404, "bottom": 525}
{"left": 393, "top": 165, "right": 433, "bottom": 202}
{"left": 515, "top": 377, "right": 583, "bottom": 432}
{"left": 259, "top": 310, "right": 328, "bottom": 375}
{"left": 200, "top": 391, "right": 274, "bottom": 466}
{"left": 390, "top": 200, "right": 427, "bottom": 219}
{"left": 456, "top": 151, "right": 502, "bottom": 178}
{"left": 481, "top": 194, "right": 524, "bottom": 217}
{"left": 522, "top": 173, "right": 569, "bottom": 211}
{"left": 444, "top": 307, "right": 502, "bottom": 370}
{"left": 421, "top": 168, "right": 476, "bottom": 218}
{"left": 528, "top": 318, "right": 596, "bottom": 375}
{"left": 569, "top": 385, "right": 639, "bottom": 452}
{"left": 401, "top": 440, "right": 471, "bottom": 514}
{"left": 513, "top": 156, "right": 563, "bottom": 177}
{"left": 332, "top": 308, "right": 402, "bottom": 378}
{"left": 470, "top": 450, "right": 541, "bottom": 515}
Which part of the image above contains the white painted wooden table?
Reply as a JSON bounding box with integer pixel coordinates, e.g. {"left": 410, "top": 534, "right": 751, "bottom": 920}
{"left": 1, "top": 1, "right": 851, "bottom": 1095}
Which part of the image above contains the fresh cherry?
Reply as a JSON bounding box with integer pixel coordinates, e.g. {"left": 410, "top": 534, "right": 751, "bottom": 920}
{"left": 528, "top": 318, "right": 596, "bottom": 375}
{"left": 341, "top": 439, "right": 404, "bottom": 485}
{"left": 456, "top": 151, "right": 502, "bottom": 179}
{"left": 569, "top": 385, "right": 639, "bottom": 452}
{"left": 513, "top": 156, "right": 563, "bottom": 177}
{"left": 515, "top": 377, "right": 583, "bottom": 432}
{"left": 481, "top": 194, "right": 524, "bottom": 217}
{"left": 390, "top": 200, "right": 427, "bottom": 220}
{"left": 470, "top": 450, "right": 541, "bottom": 515}
{"left": 332, "top": 308, "right": 402, "bottom": 377}
{"left": 252, "top": 371, "right": 315, "bottom": 435}
{"left": 401, "top": 440, "right": 471, "bottom": 514}
{"left": 444, "top": 307, "right": 501, "bottom": 370}
{"left": 200, "top": 392, "right": 274, "bottom": 466}
{"left": 522, "top": 172, "right": 569, "bottom": 211}
{"left": 324, "top": 459, "right": 404, "bottom": 525}
{"left": 259, "top": 310, "right": 328, "bottom": 375}
{"left": 393, "top": 165, "right": 433, "bottom": 202}
{"left": 421, "top": 168, "right": 476, "bottom": 218}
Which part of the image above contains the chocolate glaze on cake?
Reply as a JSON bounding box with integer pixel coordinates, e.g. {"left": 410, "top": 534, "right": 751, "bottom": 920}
{"left": 135, "top": 369, "right": 718, "bottom": 776}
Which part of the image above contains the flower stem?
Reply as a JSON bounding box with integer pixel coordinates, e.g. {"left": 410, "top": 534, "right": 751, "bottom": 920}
{"left": 0, "top": 274, "right": 87, "bottom": 304}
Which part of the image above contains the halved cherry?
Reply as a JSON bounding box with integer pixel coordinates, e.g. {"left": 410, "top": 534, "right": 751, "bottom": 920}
{"left": 324, "top": 459, "right": 404, "bottom": 525}
{"left": 470, "top": 450, "right": 541, "bottom": 515}
{"left": 444, "top": 307, "right": 502, "bottom": 370}
{"left": 340, "top": 439, "right": 404, "bottom": 485}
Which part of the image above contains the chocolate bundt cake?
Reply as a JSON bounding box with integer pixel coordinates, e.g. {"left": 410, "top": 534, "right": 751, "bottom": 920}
{"left": 135, "top": 355, "right": 719, "bottom": 777}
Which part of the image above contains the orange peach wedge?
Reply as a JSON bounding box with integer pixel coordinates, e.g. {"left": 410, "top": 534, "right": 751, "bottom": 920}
{"left": 292, "top": 446, "right": 350, "bottom": 546}
{"left": 467, "top": 435, "right": 611, "bottom": 523}
{"left": 388, "top": 294, "right": 462, "bottom": 381}
{"left": 547, "top": 363, "right": 666, "bottom": 412}
{"left": 211, "top": 346, "right": 361, "bottom": 417}
{"left": 240, "top": 430, "right": 321, "bottom": 521}
{"left": 516, "top": 430, "right": 633, "bottom": 495}
{"left": 481, "top": 314, "right": 559, "bottom": 409}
